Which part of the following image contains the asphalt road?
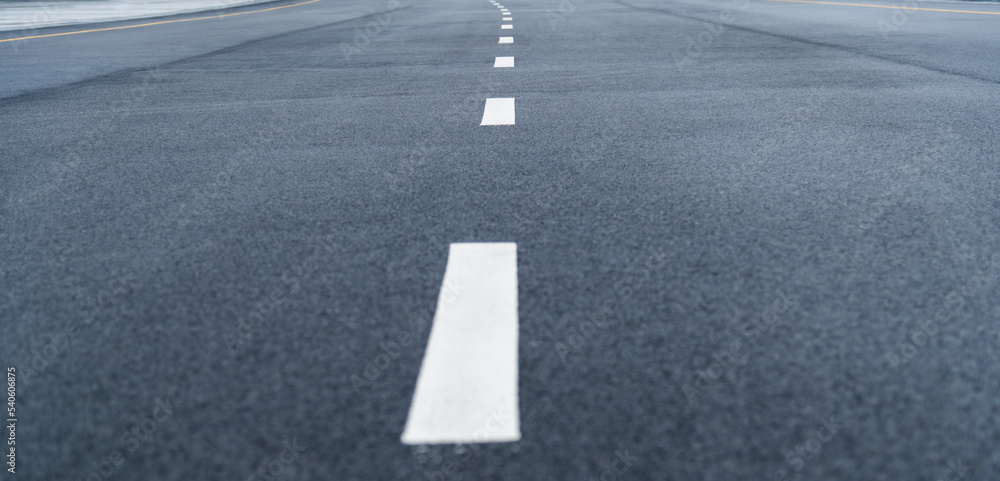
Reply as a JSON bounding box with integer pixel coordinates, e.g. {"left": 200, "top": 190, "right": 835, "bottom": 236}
{"left": 2, "top": 0, "right": 1000, "bottom": 479}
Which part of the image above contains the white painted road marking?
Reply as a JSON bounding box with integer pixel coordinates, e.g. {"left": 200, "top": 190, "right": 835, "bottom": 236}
{"left": 502, "top": 11, "right": 511, "bottom": 15}
{"left": 499, "top": 36, "right": 513, "bottom": 43}
{"left": 480, "top": 98, "right": 515, "bottom": 125}
{"left": 503, "top": 17, "right": 512, "bottom": 20}
{"left": 502, "top": 24, "right": 512, "bottom": 29}
{"left": 494, "top": 56, "right": 514, "bottom": 67}
{"left": 501, "top": 8, "right": 508, "bottom": 11}
{"left": 400, "top": 243, "right": 521, "bottom": 445}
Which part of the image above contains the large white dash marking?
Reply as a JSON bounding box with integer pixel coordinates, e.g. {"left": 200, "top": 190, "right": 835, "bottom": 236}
{"left": 501, "top": 24, "right": 512, "bottom": 29}
{"left": 499, "top": 36, "right": 513, "bottom": 43}
{"left": 494, "top": 56, "right": 514, "bottom": 68}
{"left": 480, "top": 98, "right": 515, "bottom": 125}
{"left": 400, "top": 243, "right": 521, "bottom": 445}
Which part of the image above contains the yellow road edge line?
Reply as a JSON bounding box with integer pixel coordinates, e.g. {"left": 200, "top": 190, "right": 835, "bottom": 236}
{"left": 0, "top": 0, "right": 321, "bottom": 43}
{"left": 767, "top": 0, "right": 1000, "bottom": 15}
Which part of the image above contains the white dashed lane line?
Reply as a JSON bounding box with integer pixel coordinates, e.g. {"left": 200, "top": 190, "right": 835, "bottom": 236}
{"left": 481, "top": 98, "right": 515, "bottom": 125}
{"left": 484, "top": 0, "right": 514, "bottom": 127}
{"left": 400, "top": 243, "right": 521, "bottom": 444}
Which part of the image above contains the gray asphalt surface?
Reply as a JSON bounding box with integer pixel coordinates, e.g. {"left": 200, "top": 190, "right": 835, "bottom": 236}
{"left": 2, "top": 0, "right": 1000, "bottom": 479}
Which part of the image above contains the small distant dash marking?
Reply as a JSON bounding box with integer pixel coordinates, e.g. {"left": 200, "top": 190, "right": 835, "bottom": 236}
{"left": 494, "top": 56, "right": 514, "bottom": 67}
{"left": 480, "top": 98, "right": 515, "bottom": 125}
